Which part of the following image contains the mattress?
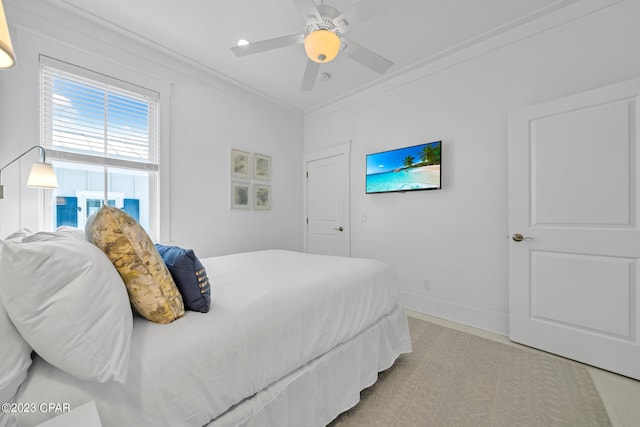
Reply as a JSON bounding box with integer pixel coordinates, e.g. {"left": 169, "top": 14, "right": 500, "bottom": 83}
{"left": 14, "top": 250, "right": 411, "bottom": 427}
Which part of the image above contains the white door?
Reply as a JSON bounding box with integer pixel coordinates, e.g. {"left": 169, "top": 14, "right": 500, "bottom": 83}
{"left": 508, "top": 77, "right": 640, "bottom": 380}
{"left": 304, "top": 142, "right": 350, "bottom": 256}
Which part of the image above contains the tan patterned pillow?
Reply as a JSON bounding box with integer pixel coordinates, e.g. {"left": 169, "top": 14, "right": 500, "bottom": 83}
{"left": 86, "top": 206, "right": 184, "bottom": 324}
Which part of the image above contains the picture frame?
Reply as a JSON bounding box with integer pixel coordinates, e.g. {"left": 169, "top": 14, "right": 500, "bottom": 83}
{"left": 253, "top": 153, "right": 271, "bottom": 181}
{"left": 231, "top": 181, "right": 251, "bottom": 210}
{"left": 231, "top": 149, "right": 251, "bottom": 179}
{"left": 253, "top": 184, "right": 271, "bottom": 210}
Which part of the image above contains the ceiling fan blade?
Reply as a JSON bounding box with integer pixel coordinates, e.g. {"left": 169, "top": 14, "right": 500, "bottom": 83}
{"left": 300, "top": 59, "right": 321, "bottom": 91}
{"left": 333, "top": 0, "right": 393, "bottom": 33}
{"left": 291, "top": 0, "right": 322, "bottom": 24}
{"left": 343, "top": 38, "right": 393, "bottom": 75}
{"left": 231, "top": 34, "right": 304, "bottom": 57}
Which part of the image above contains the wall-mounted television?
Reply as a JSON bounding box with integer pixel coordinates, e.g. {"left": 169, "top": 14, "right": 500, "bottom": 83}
{"left": 366, "top": 140, "right": 441, "bottom": 194}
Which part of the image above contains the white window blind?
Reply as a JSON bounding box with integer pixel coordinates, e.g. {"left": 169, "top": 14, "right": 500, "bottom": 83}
{"left": 40, "top": 58, "right": 159, "bottom": 170}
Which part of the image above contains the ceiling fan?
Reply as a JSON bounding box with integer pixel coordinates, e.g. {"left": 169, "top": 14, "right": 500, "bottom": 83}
{"left": 230, "top": 0, "right": 394, "bottom": 91}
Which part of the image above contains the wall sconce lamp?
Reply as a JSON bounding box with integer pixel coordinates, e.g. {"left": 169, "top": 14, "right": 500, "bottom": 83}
{"left": 0, "top": 146, "right": 58, "bottom": 199}
{"left": 0, "top": 0, "right": 16, "bottom": 69}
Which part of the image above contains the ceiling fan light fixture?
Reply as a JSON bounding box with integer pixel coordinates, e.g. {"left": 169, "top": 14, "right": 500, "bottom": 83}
{"left": 304, "top": 29, "right": 340, "bottom": 63}
{"left": 0, "top": 0, "right": 16, "bottom": 68}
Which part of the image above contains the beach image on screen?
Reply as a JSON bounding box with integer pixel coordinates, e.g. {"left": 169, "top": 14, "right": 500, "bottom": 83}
{"left": 366, "top": 141, "right": 441, "bottom": 193}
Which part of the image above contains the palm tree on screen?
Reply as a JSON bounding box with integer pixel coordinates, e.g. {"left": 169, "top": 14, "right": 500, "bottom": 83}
{"left": 403, "top": 155, "right": 415, "bottom": 168}
{"left": 420, "top": 145, "right": 441, "bottom": 165}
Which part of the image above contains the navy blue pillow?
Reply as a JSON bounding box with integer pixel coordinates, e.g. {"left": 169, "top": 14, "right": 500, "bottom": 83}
{"left": 154, "top": 244, "right": 211, "bottom": 313}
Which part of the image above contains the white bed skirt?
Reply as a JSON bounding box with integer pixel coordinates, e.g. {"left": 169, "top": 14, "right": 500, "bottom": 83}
{"left": 208, "top": 304, "right": 411, "bottom": 427}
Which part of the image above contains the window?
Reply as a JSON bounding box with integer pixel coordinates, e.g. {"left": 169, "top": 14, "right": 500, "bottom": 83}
{"left": 40, "top": 57, "right": 160, "bottom": 238}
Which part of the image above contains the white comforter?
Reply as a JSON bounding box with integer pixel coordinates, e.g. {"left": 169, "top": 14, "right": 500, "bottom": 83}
{"left": 15, "top": 250, "right": 401, "bottom": 427}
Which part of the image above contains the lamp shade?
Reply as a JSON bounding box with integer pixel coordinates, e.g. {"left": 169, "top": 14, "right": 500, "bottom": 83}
{"left": 27, "top": 163, "right": 58, "bottom": 189}
{"left": 304, "top": 30, "right": 340, "bottom": 63}
{"left": 0, "top": 0, "right": 15, "bottom": 69}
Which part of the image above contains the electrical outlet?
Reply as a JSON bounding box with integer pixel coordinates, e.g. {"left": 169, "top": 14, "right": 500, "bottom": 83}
{"left": 423, "top": 279, "right": 431, "bottom": 290}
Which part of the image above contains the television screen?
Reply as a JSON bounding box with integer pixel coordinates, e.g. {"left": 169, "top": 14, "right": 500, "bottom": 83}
{"left": 366, "top": 141, "right": 441, "bottom": 194}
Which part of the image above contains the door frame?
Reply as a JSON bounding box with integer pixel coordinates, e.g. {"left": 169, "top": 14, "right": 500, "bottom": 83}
{"left": 303, "top": 141, "right": 351, "bottom": 255}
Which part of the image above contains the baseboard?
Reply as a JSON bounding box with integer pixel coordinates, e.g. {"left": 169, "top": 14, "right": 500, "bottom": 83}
{"left": 399, "top": 291, "right": 509, "bottom": 336}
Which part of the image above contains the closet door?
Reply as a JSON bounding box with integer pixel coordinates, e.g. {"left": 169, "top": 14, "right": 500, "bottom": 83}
{"left": 304, "top": 142, "right": 350, "bottom": 257}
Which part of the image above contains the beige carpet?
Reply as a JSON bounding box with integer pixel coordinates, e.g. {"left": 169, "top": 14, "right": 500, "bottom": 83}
{"left": 329, "top": 316, "right": 611, "bottom": 427}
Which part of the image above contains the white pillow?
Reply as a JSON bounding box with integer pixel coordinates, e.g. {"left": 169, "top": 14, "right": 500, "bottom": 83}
{"left": 0, "top": 250, "right": 32, "bottom": 415}
{"left": 3, "top": 227, "right": 33, "bottom": 242}
{"left": 22, "top": 229, "right": 83, "bottom": 243}
{"left": 55, "top": 226, "right": 86, "bottom": 240}
{"left": 0, "top": 233, "right": 133, "bottom": 383}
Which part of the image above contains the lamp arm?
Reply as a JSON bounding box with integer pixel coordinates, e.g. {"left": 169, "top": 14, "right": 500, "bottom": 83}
{"left": 0, "top": 146, "right": 47, "bottom": 177}
{"left": 0, "top": 146, "right": 55, "bottom": 200}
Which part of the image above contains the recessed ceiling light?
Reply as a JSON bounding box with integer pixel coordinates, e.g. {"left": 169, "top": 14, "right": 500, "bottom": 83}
{"left": 237, "top": 39, "right": 250, "bottom": 47}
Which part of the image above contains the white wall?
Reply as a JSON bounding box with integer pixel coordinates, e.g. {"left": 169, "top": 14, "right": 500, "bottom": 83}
{"left": 304, "top": 0, "right": 640, "bottom": 334}
{"left": 169, "top": 77, "right": 303, "bottom": 255}
{"left": 0, "top": 1, "right": 304, "bottom": 257}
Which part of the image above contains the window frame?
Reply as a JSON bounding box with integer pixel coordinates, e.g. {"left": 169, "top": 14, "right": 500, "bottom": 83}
{"left": 38, "top": 55, "right": 169, "bottom": 240}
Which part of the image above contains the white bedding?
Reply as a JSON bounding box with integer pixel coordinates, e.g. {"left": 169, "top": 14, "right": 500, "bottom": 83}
{"left": 14, "top": 250, "right": 410, "bottom": 427}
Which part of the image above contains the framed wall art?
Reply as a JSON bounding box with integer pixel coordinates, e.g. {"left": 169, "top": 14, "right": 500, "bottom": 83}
{"left": 231, "top": 181, "right": 251, "bottom": 210}
{"left": 253, "top": 184, "right": 271, "bottom": 210}
{"left": 253, "top": 153, "right": 271, "bottom": 181}
{"left": 231, "top": 149, "right": 251, "bottom": 179}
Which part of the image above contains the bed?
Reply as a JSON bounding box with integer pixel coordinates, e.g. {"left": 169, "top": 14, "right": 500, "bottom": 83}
{"left": 2, "top": 248, "right": 411, "bottom": 427}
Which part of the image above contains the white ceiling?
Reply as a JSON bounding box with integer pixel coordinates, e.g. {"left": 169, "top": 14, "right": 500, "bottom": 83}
{"left": 47, "top": 0, "right": 578, "bottom": 113}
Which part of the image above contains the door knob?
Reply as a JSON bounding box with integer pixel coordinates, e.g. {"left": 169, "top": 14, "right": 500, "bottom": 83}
{"left": 512, "top": 233, "right": 533, "bottom": 242}
{"left": 334, "top": 226, "right": 344, "bottom": 232}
